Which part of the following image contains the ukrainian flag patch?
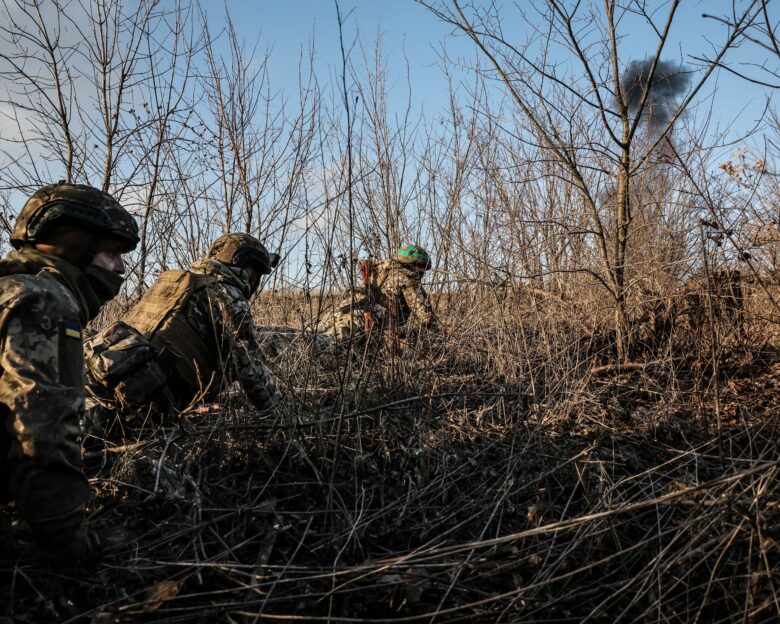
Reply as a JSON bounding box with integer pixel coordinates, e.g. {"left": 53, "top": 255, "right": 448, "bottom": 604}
{"left": 63, "top": 322, "right": 82, "bottom": 339}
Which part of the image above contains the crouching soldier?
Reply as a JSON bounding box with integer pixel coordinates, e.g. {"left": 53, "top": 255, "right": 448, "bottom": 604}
{"left": 0, "top": 182, "right": 139, "bottom": 564}
{"left": 318, "top": 244, "right": 438, "bottom": 342}
{"left": 86, "top": 233, "right": 283, "bottom": 418}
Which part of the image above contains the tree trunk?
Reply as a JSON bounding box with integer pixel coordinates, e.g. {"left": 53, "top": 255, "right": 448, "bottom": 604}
{"left": 614, "top": 152, "right": 631, "bottom": 362}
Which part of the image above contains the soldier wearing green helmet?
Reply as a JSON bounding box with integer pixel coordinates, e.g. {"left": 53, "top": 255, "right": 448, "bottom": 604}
{"left": 84, "top": 232, "right": 282, "bottom": 418}
{"left": 318, "top": 243, "right": 438, "bottom": 341}
{"left": 0, "top": 182, "right": 139, "bottom": 565}
{"left": 396, "top": 244, "right": 433, "bottom": 270}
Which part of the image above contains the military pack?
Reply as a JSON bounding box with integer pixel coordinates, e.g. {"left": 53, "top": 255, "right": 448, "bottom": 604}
{"left": 84, "top": 320, "right": 172, "bottom": 411}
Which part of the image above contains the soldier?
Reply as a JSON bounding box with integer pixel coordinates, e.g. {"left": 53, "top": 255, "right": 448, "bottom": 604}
{"left": 0, "top": 182, "right": 139, "bottom": 564}
{"left": 318, "top": 244, "right": 438, "bottom": 342}
{"left": 87, "top": 232, "right": 283, "bottom": 415}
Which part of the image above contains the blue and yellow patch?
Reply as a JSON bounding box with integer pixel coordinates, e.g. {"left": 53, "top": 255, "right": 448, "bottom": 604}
{"left": 63, "top": 322, "right": 82, "bottom": 339}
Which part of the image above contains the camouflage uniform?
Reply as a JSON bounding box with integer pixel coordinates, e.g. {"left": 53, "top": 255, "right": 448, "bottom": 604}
{"left": 318, "top": 259, "right": 436, "bottom": 341}
{"left": 0, "top": 249, "right": 92, "bottom": 559}
{"left": 119, "top": 258, "right": 282, "bottom": 412}
{"left": 1, "top": 183, "right": 138, "bottom": 563}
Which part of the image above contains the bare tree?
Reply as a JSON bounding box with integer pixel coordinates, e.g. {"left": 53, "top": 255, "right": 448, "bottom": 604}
{"left": 0, "top": 0, "right": 81, "bottom": 184}
{"left": 702, "top": 0, "right": 779, "bottom": 88}
{"left": 128, "top": 0, "right": 200, "bottom": 289}
{"left": 421, "top": 0, "right": 764, "bottom": 361}
{"left": 70, "top": 0, "right": 159, "bottom": 191}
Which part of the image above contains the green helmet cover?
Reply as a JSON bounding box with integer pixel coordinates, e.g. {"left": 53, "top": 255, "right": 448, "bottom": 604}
{"left": 396, "top": 244, "right": 432, "bottom": 270}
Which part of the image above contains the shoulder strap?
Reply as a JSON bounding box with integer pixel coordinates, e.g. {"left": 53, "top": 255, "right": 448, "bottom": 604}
{"left": 0, "top": 259, "right": 34, "bottom": 278}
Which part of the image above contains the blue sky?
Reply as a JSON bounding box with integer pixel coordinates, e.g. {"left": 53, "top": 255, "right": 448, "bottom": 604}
{"left": 206, "top": 0, "right": 774, "bottom": 145}
{"left": 203, "top": 0, "right": 456, "bottom": 118}
{"left": 0, "top": 1, "right": 775, "bottom": 281}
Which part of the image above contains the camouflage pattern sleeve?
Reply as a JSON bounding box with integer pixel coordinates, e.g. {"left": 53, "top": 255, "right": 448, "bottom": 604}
{"left": 0, "top": 274, "right": 90, "bottom": 526}
{"left": 399, "top": 278, "right": 436, "bottom": 326}
{"left": 373, "top": 261, "right": 434, "bottom": 327}
{"left": 316, "top": 294, "right": 387, "bottom": 342}
{"left": 214, "top": 282, "right": 283, "bottom": 411}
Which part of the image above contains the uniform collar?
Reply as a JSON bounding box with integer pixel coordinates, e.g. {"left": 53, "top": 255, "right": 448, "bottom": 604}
{"left": 4, "top": 247, "right": 103, "bottom": 324}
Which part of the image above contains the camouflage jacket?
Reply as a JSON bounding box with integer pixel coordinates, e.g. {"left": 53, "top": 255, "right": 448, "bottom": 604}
{"left": 125, "top": 259, "right": 282, "bottom": 412}
{"left": 0, "top": 248, "right": 91, "bottom": 526}
{"left": 356, "top": 260, "right": 436, "bottom": 327}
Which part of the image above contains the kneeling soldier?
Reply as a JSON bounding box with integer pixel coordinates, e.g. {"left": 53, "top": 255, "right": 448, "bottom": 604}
{"left": 0, "top": 182, "right": 139, "bottom": 564}
{"left": 318, "top": 244, "right": 438, "bottom": 342}
{"left": 86, "top": 233, "right": 283, "bottom": 416}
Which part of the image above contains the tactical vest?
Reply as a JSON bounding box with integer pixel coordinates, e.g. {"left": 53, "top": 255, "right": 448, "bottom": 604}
{"left": 124, "top": 270, "right": 218, "bottom": 400}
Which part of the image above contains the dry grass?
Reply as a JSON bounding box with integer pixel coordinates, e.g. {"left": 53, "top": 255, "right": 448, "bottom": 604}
{"left": 1, "top": 287, "right": 779, "bottom": 623}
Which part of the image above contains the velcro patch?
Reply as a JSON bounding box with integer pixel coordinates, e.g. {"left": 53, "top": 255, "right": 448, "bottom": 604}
{"left": 63, "top": 322, "right": 82, "bottom": 339}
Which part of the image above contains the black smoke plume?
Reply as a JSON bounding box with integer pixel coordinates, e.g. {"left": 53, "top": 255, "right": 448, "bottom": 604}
{"left": 620, "top": 59, "right": 691, "bottom": 130}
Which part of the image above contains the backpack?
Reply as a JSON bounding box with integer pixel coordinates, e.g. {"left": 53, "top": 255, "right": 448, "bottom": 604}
{"left": 84, "top": 321, "right": 174, "bottom": 412}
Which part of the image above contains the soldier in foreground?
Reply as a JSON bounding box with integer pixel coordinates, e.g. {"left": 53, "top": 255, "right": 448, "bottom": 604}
{"left": 318, "top": 244, "right": 438, "bottom": 342}
{"left": 0, "top": 182, "right": 139, "bottom": 565}
{"left": 86, "top": 232, "right": 283, "bottom": 416}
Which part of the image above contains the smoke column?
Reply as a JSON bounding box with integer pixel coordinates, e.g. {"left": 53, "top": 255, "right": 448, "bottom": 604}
{"left": 620, "top": 59, "right": 691, "bottom": 131}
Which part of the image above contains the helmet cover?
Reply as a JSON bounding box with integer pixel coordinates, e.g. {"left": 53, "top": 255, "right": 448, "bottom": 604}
{"left": 207, "top": 232, "right": 276, "bottom": 274}
{"left": 396, "top": 244, "right": 432, "bottom": 270}
{"left": 11, "top": 182, "right": 139, "bottom": 252}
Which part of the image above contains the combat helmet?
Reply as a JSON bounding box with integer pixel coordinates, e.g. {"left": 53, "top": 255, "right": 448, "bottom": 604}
{"left": 396, "top": 244, "right": 432, "bottom": 270}
{"left": 11, "top": 182, "right": 139, "bottom": 252}
{"left": 207, "top": 232, "right": 279, "bottom": 275}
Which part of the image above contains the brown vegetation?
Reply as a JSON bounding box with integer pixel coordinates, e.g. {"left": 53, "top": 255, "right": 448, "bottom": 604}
{"left": 1, "top": 0, "right": 780, "bottom": 621}
{"left": 2, "top": 285, "right": 779, "bottom": 622}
